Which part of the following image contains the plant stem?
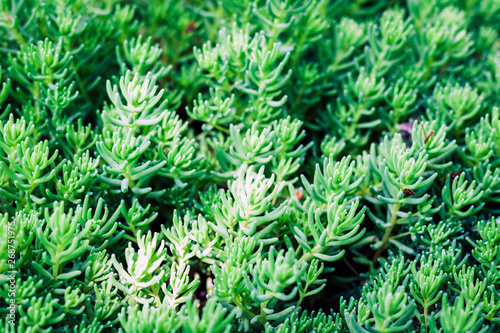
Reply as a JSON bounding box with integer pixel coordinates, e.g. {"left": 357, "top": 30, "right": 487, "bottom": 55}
{"left": 372, "top": 202, "right": 400, "bottom": 265}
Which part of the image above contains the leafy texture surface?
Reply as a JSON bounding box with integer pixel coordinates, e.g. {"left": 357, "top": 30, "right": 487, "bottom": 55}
{"left": 1, "top": 0, "right": 500, "bottom": 332}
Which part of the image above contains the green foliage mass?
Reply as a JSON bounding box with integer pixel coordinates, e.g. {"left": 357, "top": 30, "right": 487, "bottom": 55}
{"left": 1, "top": 0, "right": 500, "bottom": 332}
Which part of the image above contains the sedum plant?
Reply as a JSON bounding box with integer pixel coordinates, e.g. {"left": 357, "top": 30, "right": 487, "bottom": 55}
{"left": 1, "top": 0, "right": 500, "bottom": 332}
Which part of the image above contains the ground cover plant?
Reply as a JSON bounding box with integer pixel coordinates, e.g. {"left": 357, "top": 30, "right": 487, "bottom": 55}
{"left": 1, "top": 0, "right": 500, "bottom": 331}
